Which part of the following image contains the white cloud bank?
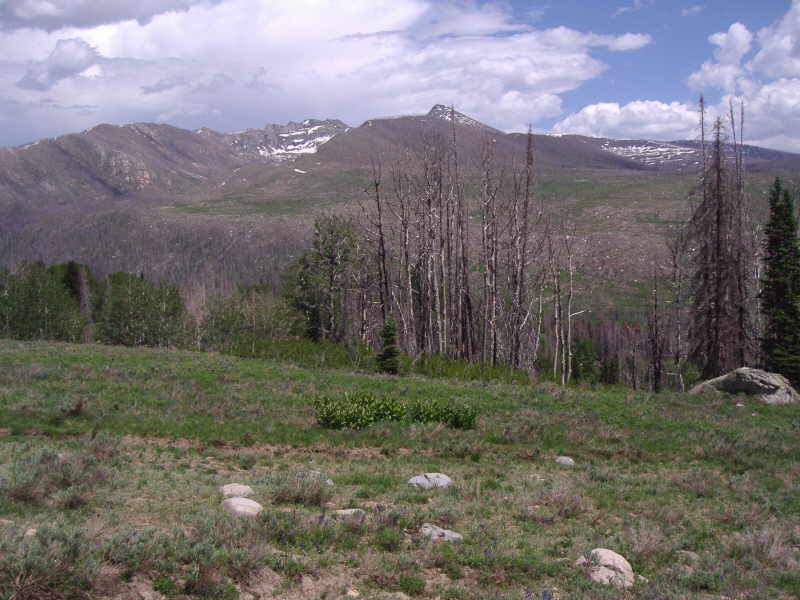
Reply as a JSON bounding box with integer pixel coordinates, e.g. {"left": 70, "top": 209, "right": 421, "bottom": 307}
{"left": 0, "top": 0, "right": 652, "bottom": 146}
{"left": 553, "top": 0, "right": 800, "bottom": 151}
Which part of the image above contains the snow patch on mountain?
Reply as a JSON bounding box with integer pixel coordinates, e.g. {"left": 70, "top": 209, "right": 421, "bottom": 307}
{"left": 601, "top": 140, "right": 698, "bottom": 168}
{"left": 223, "top": 118, "right": 348, "bottom": 162}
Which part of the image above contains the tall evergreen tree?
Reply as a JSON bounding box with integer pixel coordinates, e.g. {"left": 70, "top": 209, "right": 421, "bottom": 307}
{"left": 377, "top": 319, "right": 400, "bottom": 375}
{"left": 760, "top": 178, "right": 800, "bottom": 386}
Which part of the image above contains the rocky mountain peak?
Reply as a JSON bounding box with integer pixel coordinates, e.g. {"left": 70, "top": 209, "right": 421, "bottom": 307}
{"left": 426, "top": 104, "right": 498, "bottom": 132}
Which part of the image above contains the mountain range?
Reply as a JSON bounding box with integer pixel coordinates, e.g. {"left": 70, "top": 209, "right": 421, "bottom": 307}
{"left": 0, "top": 105, "right": 796, "bottom": 297}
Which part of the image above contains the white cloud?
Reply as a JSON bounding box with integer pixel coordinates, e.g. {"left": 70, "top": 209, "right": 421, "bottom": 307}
{"left": 688, "top": 22, "right": 753, "bottom": 93}
{"left": 551, "top": 100, "right": 699, "bottom": 140}
{"left": 0, "top": 0, "right": 215, "bottom": 31}
{"left": 17, "top": 37, "right": 99, "bottom": 90}
{"left": 748, "top": 0, "right": 800, "bottom": 78}
{"left": 681, "top": 5, "right": 705, "bottom": 17}
{"left": 0, "top": 0, "right": 652, "bottom": 145}
{"left": 612, "top": 0, "right": 651, "bottom": 18}
{"left": 554, "top": 2, "right": 800, "bottom": 152}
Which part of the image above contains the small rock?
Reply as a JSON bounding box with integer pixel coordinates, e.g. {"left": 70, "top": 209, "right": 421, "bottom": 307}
{"left": 576, "top": 548, "right": 634, "bottom": 589}
{"left": 420, "top": 523, "right": 463, "bottom": 542}
{"left": 333, "top": 508, "right": 366, "bottom": 519}
{"left": 556, "top": 456, "right": 575, "bottom": 466}
{"left": 408, "top": 473, "right": 452, "bottom": 489}
{"left": 23, "top": 528, "right": 37, "bottom": 538}
{"left": 346, "top": 589, "right": 361, "bottom": 598}
{"left": 736, "top": 402, "right": 745, "bottom": 407}
{"left": 300, "top": 471, "right": 334, "bottom": 486}
{"left": 219, "top": 483, "right": 254, "bottom": 497}
{"left": 0, "top": 519, "right": 13, "bottom": 527}
{"left": 222, "top": 497, "right": 263, "bottom": 518}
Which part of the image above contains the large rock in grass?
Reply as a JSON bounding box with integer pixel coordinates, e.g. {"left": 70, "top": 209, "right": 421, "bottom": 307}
{"left": 408, "top": 473, "right": 451, "bottom": 489}
{"left": 222, "top": 497, "right": 263, "bottom": 518}
{"left": 420, "top": 523, "right": 463, "bottom": 542}
{"left": 575, "top": 548, "right": 634, "bottom": 589}
{"left": 689, "top": 367, "right": 800, "bottom": 405}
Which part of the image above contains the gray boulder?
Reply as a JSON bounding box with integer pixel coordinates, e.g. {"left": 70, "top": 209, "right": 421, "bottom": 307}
{"left": 408, "top": 473, "right": 452, "bottom": 489}
{"left": 420, "top": 523, "right": 463, "bottom": 542}
{"left": 689, "top": 367, "right": 800, "bottom": 405}
{"left": 222, "top": 497, "right": 263, "bottom": 518}
{"left": 576, "top": 548, "right": 634, "bottom": 589}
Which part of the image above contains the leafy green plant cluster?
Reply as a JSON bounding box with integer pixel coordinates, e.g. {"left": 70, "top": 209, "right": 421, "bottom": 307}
{"left": 314, "top": 392, "right": 477, "bottom": 430}
{"left": 406, "top": 397, "right": 478, "bottom": 429}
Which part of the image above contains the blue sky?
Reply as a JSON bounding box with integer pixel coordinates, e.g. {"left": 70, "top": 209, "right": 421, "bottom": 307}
{"left": 522, "top": 1, "right": 787, "bottom": 121}
{"left": 0, "top": 1, "right": 798, "bottom": 150}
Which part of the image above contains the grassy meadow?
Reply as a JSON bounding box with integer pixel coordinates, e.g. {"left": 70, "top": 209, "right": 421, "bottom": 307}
{"left": 1, "top": 339, "right": 798, "bottom": 599}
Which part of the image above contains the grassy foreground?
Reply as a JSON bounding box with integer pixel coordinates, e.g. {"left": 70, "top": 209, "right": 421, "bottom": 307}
{"left": 0, "top": 340, "right": 798, "bottom": 599}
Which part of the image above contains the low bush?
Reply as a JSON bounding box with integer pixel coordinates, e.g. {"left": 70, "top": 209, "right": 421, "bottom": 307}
{"left": 0, "top": 444, "right": 113, "bottom": 508}
{"left": 0, "top": 525, "right": 98, "bottom": 600}
{"left": 314, "top": 392, "right": 477, "bottom": 430}
{"left": 270, "top": 471, "right": 335, "bottom": 506}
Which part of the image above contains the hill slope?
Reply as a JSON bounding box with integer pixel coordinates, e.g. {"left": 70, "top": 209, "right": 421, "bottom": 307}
{"left": 0, "top": 340, "right": 798, "bottom": 598}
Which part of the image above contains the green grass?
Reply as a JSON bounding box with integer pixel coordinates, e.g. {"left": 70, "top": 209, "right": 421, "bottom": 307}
{"left": 1, "top": 339, "right": 799, "bottom": 599}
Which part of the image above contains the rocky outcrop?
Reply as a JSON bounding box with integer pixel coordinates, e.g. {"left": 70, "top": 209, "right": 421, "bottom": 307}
{"left": 689, "top": 367, "right": 800, "bottom": 405}
{"left": 576, "top": 548, "right": 634, "bottom": 589}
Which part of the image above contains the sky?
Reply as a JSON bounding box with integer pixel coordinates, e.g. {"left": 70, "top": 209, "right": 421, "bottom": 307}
{"left": 0, "top": 0, "right": 798, "bottom": 151}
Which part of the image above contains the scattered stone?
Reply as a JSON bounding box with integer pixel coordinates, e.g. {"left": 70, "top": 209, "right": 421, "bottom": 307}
{"left": 300, "top": 470, "right": 334, "bottom": 486}
{"left": 556, "top": 456, "right": 575, "bottom": 466}
{"left": 576, "top": 548, "right": 634, "bottom": 589}
{"left": 219, "top": 483, "right": 254, "bottom": 497}
{"left": 689, "top": 367, "right": 800, "bottom": 405}
{"left": 420, "top": 523, "right": 463, "bottom": 542}
{"left": 408, "top": 473, "right": 452, "bottom": 489}
{"left": 23, "top": 528, "right": 37, "bottom": 538}
{"left": 333, "top": 508, "right": 366, "bottom": 519}
{"left": 222, "top": 497, "right": 263, "bottom": 518}
{"left": 0, "top": 519, "right": 13, "bottom": 527}
{"left": 346, "top": 589, "right": 361, "bottom": 598}
{"left": 736, "top": 402, "right": 745, "bottom": 407}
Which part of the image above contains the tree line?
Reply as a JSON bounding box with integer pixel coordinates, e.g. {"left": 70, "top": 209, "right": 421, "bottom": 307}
{"left": 3, "top": 103, "right": 799, "bottom": 391}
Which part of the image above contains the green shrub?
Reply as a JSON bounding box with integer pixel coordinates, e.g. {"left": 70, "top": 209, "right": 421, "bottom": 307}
{"left": 314, "top": 392, "right": 477, "bottom": 430}
{"left": 407, "top": 398, "right": 477, "bottom": 430}
{"left": 314, "top": 392, "right": 405, "bottom": 429}
{"left": 373, "top": 527, "right": 403, "bottom": 552}
{"left": 398, "top": 574, "right": 426, "bottom": 596}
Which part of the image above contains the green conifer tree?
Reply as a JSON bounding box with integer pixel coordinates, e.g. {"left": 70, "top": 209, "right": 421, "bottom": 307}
{"left": 761, "top": 178, "right": 800, "bottom": 386}
{"left": 377, "top": 319, "right": 400, "bottom": 375}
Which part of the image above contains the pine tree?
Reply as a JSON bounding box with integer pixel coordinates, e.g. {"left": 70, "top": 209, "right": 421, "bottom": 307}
{"left": 760, "top": 178, "right": 800, "bottom": 386}
{"left": 377, "top": 319, "right": 400, "bottom": 375}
